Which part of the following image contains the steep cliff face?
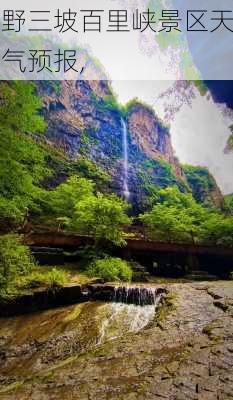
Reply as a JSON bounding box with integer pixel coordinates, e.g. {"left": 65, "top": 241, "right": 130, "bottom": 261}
{"left": 183, "top": 165, "right": 223, "bottom": 208}
{"left": 36, "top": 80, "right": 186, "bottom": 208}
{"left": 126, "top": 102, "right": 183, "bottom": 178}
{"left": 36, "top": 80, "right": 222, "bottom": 210}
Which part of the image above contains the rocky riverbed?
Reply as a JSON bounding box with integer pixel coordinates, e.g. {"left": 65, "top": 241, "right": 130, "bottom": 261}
{"left": 0, "top": 281, "right": 233, "bottom": 399}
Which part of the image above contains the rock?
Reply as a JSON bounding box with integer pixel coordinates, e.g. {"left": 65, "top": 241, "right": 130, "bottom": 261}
{"left": 0, "top": 282, "right": 233, "bottom": 399}
{"left": 183, "top": 165, "right": 223, "bottom": 208}
{"left": 36, "top": 81, "right": 192, "bottom": 212}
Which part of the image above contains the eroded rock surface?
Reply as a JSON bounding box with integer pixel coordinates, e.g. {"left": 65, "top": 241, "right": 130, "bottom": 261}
{"left": 0, "top": 282, "right": 233, "bottom": 399}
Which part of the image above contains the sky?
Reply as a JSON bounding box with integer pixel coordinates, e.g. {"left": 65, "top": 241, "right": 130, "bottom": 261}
{"left": 111, "top": 80, "right": 233, "bottom": 195}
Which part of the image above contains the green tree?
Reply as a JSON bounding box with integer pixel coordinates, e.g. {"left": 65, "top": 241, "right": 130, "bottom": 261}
{"left": 140, "top": 186, "right": 233, "bottom": 245}
{"left": 72, "top": 192, "right": 131, "bottom": 246}
{"left": 224, "top": 194, "right": 233, "bottom": 215}
{"left": 71, "top": 156, "right": 110, "bottom": 190}
{"left": 155, "top": 185, "right": 196, "bottom": 208}
{"left": 140, "top": 203, "right": 204, "bottom": 243}
{"left": 140, "top": 186, "right": 210, "bottom": 243}
{"left": 200, "top": 213, "right": 233, "bottom": 246}
{"left": 0, "top": 234, "right": 34, "bottom": 292}
{"left": 47, "top": 175, "right": 95, "bottom": 219}
{"left": 46, "top": 176, "right": 131, "bottom": 246}
{"left": 0, "top": 81, "right": 48, "bottom": 228}
{"left": 0, "top": 81, "right": 46, "bottom": 134}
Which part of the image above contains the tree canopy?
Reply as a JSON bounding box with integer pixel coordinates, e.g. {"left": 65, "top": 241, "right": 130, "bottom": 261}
{"left": 140, "top": 186, "right": 233, "bottom": 245}
{"left": 45, "top": 175, "right": 131, "bottom": 246}
{"left": 73, "top": 192, "right": 131, "bottom": 246}
{"left": 0, "top": 81, "right": 48, "bottom": 227}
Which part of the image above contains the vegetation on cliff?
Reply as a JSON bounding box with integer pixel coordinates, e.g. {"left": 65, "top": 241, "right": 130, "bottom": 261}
{"left": 224, "top": 194, "right": 233, "bottom": 215}
{"left": 140, "top": 186, "right": 233, "bottom": 245}
{"left": 183, "top": 164, "right": 223, "bottom": 208}
{"left": 0, "top": 81, "right": 49, "bottom": 228}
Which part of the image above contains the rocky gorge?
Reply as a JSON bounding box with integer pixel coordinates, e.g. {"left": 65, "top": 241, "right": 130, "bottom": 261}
{"left": 0, "top": 281, "right": 233, "bottom": 399}
{"left": 36, "top": 80, "right": 223, "bottom": 211}
{"left": 0, "top": 77, "right": 232, "bottom": 400}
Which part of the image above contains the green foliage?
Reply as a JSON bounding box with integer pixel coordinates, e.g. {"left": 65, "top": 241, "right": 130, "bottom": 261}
{"left": 45, "top": 175, "right": 131, "bottom": 246}
{"left": 156, "top": 186, "right": 195, "bottom": 208}
{"left": 199, "top": 213, "right": 233, "bottom": 246}
{"left": 0, "top": 234, "right": 34, "bottom": 291}
{"left": 39, "top": 80, "right": 61, "bottom": 94}
{"left": 227, "top": 125, "right": 233, "bottom": 150}
{"left": 73, "top": 192, "right": 131, "bottom": 246}
{"left": 224, "top": 194, "right": 233, "bottom": 215}
{"left": 121, "top": 98, "right": 160, "bottom": 120}
{"left": 21, "top": 271, "right": 48, "bottom": 289}
{"left": 141, "top": 203, "right": 204, "bottom": 243}
{"left": 192, "top": 81, "right": 208, "bottom": 96}
{"left": 102, "top": 94, "right": 121, "bottom": 113}
{"left": 91, "top": 91, "right": 123, "bottom": 115}
{"left": 48, "top": 268, "right": 67, "bottom": 287}
{"left": 140, "top": 186, "right": 211, "bottom": 243}
{"left": 47, "top": 175, "right": 95, "bottom": 219}
{"left": 21, "top": 268, "right": 67, "bottom": 289}
{"left": 0, "top": 131, "right": 50, "bottom": 226}
{"left": 0, "top": 81, "right": 46, "bottom": 134}
{"left": 140, "top": 185, "right": 233, "bottom": 245}
{"left": 139, "top": 183, "right": 160, "bottom": 209}
{"left": 0, "top": 81, "right": 49, "bottom": 228}
{"left": 71, "top": 156, "right": 110, "bottom": 189}
{"left": 79, "top": 130, "right": 100, "bottom": 156}
{"left": 227, "top": 133, "right": 233, "bottom": 150}
{"left": 87, "top": 257, "right": 132, "bottom": 282}
{"left": 183, "top": 164, "right": 218, "bottom": 206}
{"left": 138, "top": 158, "right": 187, "bottom": 210}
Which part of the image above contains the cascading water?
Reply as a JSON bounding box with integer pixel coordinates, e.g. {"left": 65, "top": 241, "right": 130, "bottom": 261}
{"left": 98, "top": 286, "right": 165, "bottom": 344}
{"left": 112, "top": 286, "right": 164, "bottom": 306}
{"left": 121, "top": 118, "right": 130, "bottom": 200}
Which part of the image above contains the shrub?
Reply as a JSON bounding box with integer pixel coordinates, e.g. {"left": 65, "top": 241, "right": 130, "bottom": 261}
{"left": 48, "top": 268, "right": 67, "bottom": 287}
{"left": 87, "top": 257, "right": 132, "bottom": 282}
{"left": 22, "top": 271, "right": 48, "bottom": 289}
{"left": 0, "top": 234, "right": 34, "bottom": 290}
{"left": 73, "top": 193, "right": 131, "bottom": 246}
{"left": 22, "top": 268, "right": 67, "bottom": 289}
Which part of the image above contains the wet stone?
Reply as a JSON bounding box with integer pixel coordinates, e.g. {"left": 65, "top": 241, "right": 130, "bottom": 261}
{"left": 0, "top": 282, "right": 233, "bottom": 399}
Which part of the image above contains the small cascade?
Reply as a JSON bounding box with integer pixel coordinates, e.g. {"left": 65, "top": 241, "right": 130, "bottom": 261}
{"left": 97, "top": 286, "right": 165, "bottom": 344}
{"left": 112, "top": 286, "right": 164, "bottom": 306}
{"left": 121, "top": 118, "right": 130, "bottom": 200}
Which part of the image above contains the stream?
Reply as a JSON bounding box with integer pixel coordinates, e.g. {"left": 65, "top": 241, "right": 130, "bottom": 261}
{"left": 0, "top": 282, "right": 232, "bottom": 400}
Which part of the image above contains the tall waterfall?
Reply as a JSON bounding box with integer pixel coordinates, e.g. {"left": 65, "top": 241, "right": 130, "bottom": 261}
{"left": 121, "top": 118, "right": 130, "bottom": 200}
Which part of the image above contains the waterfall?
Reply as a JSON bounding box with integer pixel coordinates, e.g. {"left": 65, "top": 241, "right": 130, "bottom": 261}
{"left": 113, "top": 286, "right": 165, "bottom": 306}
{"left": 97, "top": 286, "right": 165, "bottom": 344}
{"left": 121, "top": 118, "right": 130, "bottom": 200}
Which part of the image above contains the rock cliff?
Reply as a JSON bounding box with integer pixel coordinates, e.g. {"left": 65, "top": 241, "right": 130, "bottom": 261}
{"left": 183, "top": 165, "right": 223, "bottom": 208}
{"left": 36, "top": 80, "right": 222, "bottom": 210}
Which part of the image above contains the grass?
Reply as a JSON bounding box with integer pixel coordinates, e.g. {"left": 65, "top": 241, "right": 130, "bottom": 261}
{"left": 11, "top": 263, "right": 94, "bottom": 297}
{"left": 15, "top": 267, "right": 68, "bottom": 292}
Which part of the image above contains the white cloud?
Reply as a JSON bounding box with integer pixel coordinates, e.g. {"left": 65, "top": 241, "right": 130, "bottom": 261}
{"left": 112, "top": 80, "right": 233, "bottom": 194}
{"left": 171, "top": 92, "right": 233, "bottom": 195}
